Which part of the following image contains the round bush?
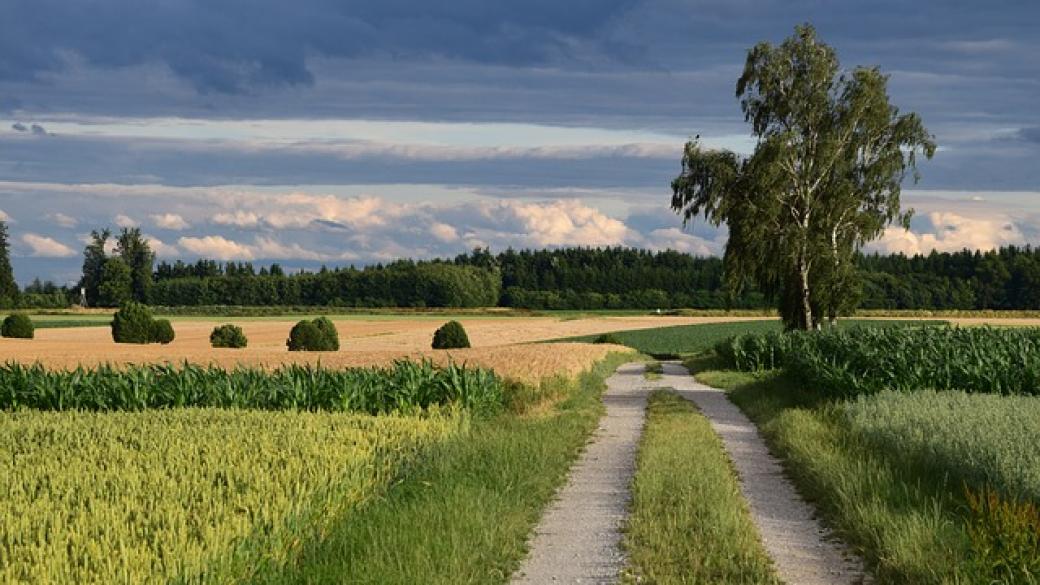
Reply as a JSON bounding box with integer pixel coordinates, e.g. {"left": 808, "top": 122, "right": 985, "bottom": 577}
{"left": 150, "top": 319, "right": 176, "bottom": 345}
{"left": 432, "top": 320, "right": 471, "bottom": 349}
{"left": 287, "top": 319, "right": 338, "bottom": 352}
{"left": 111, "top": 301, "right": 155, "bottom": 344}
{"left": 210, "top": 324, "right": 248, "bottom": 348}
{"left": 593, "top": 333, "right": 624, "bottom": 345}
{"left": 312, "top": 316, "right": 340, "bottom": 351}
{"left": 1, "top": 313, "right": 34, "bottom": 339}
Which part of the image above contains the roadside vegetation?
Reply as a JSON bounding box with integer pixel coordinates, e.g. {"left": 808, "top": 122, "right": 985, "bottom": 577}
{"left": 624, "top": 390, "right": 778, "bottom": 584}
{"left": 251, "top": 352, "right": 634, "bottom": 584}
{"left": 693, "top": 324, "right": 1040, "bottom": 583}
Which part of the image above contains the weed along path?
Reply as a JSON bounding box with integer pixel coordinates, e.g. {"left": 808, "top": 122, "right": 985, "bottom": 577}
{"left": 660, "top": 361, "right": 869, "bottom": 585}
{"left": 511, "top": 362, "right": 648, "bottom": 585}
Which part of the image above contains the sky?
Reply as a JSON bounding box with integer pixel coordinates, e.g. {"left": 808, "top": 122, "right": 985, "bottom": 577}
{"left": 1, "top": 0, "right": 1038, "bottom": 285}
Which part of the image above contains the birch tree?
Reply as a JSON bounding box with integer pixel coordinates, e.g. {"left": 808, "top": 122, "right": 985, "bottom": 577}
{"left": 671, "top": 24, "right": 936, "bottom": 330}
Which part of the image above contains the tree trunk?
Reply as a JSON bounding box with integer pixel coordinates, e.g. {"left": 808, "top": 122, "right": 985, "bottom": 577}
{"left": 797, "top": 256, "right": 813, "bottom": 331}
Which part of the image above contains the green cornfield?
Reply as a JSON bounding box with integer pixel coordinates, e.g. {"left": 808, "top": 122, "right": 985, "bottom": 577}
{"left": 717, "top": 325, "right": 1040, "bottom": 396}
{"left": 0, "top": 408, "right": 463, "bottom": 584}
{"left": 0, "top": 360, "right": 502, "bottom": 415}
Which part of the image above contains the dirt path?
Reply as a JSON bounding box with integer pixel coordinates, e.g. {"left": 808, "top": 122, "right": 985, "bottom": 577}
{"left": 660, "top": 361, "right": 869, "bottom": 585}
{"left": 511, "top": 362, "right": 648, "bottom": 585}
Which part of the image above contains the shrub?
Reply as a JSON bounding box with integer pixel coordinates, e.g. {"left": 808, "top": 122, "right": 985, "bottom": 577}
{"left": 432, "top": 320, "right": 470, "bottom": 349}
{"left": 1, "top": 314, "right": 34, "bottom": 339}
{"left": 593, "top": 333, "right": 624, "bottom": 345}
{"left": 287, "top": 318, "right": 338, "bottom": 352}
{"left": 111, "top": 302, "right": 155, "bottom": 344}
{"left": 150, "top": 319, "right": 176, "bottom": 345}
{"left": 312, "top": 316, "right": 340, "bottom": 351}
{"left": 210, "top": 324, "right": 248, "bottom": 348}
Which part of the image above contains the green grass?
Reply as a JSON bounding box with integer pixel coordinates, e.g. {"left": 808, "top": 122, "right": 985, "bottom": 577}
{"left": 253, "top": 352, "right": 634, "bottom": 584}
{"left": 0, "top": 315, "right": 111, "bottom": 328}
{"left": 693, "top": 364, "right": 1040, "bottom": 584}
{"left": 623, "top": 390, "right": 778, "bottom": 584}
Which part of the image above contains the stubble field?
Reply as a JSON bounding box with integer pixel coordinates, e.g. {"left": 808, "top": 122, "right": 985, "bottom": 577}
{"left": 0, "top": 315, "right": 760, "bottom": 382}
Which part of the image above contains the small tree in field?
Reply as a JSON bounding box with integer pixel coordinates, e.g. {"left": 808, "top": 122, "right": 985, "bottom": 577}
{"left": 432, "top": 321, "right": 471, "bottom": 349}
{"left": 671, "top": 24, "right": 935, "bottom": 330}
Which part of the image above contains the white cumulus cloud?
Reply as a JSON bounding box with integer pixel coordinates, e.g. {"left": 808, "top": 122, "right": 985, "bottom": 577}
{"left": 48, "top": 212, "right": 78, "bottom": 227}
{"left": 145, "top": 235, "right": 181, "bottom": 258}
{"left": 873, "top": 211, "right": 1024, "bottom": 255}
{"left": 482, "top": 200, "right": 631, "bottom": 247}
{"left": 212, "top": 211, "right": 261, "bottom": 227}
{"left": 430, "top": 222, "right": 459, "bottom": 242}
{"left": 151, "top": 213, "right": 190, "bottom": 230}
{"left": 22, "top": 234, "right": 77, "bottom": 257}
{"left": 114, "top": 214, "right": 139, "bottom": 228}
{"left": 178, "top": 235, "right": 256, "bottom": 260}
{"left": 177, "top": 235, "right": 327, "bottom": 261}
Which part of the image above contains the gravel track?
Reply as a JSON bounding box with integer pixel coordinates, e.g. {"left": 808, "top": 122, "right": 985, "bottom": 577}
{"left": 661, "top": 361, "right": 870, "bottom": 585}
{"left": 511, "top": 362, "right": 648, "bottom": 584}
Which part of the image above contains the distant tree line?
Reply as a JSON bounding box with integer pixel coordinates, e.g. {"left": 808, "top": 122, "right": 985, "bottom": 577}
{"left": 4, "top": 218, "right": 1040, "bottom": 312}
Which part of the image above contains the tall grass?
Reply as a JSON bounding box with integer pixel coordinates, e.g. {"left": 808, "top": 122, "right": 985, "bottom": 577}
{"left": 0, "top": 360, "right": 502, "bottom": 414}
{"left": 0, "top": 408, "right": 462, "bottom": 584}
{"left": 843, "top": 389, "right": 1040, "bottom": 503}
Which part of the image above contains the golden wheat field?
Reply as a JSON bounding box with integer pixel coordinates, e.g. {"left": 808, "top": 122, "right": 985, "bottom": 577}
{"left": 0, "top": 315, "right": 763, "bottom": 382}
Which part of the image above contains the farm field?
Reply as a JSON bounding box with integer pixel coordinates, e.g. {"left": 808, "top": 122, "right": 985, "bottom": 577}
{"left": 0, "top": 408, "right": 462, "bottom": 584}
{"left": 0, "top": 314, "right": 754, "bottom": 382}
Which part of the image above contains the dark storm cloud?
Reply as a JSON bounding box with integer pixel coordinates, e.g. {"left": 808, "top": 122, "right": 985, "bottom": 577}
{"left": 0, "top": 134, "right": 678, "bottom": 189}
{"left": 1018, "top": 127, "right": 1040, "bottom": 144}
{"left": 0, "top": 0, "right": 638, "bottom": 93}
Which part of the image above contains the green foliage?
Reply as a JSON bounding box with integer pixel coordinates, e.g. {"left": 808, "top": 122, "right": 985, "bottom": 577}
{"left": 0, "top": 408, "right": 460, "bottom": 584}
{"left": 312, "top": 316, "right": 340, "bottom": 351}
{"left": 0, "top": 221, "right": 17, "bottom": 307}
{"left": 432, "top": 320, "right": 471, "bottom": 349}
{"left": 287, "top": 317, "right": 339, "bottom": 352}
{"left": 115, "top": 227, "right": 155, "bottom": 303}
{"left": 672, "top": 25, "right": 935, "bottom": 330}
{"left": 111, "top": 301, "right": 156, "bottom": 344}
{"left": 791, "top": 326, "right": 1040, "bottom": 396}
{"left": 210, "top": 324, "right": 248, "bottom": 348}
{"left": 0, "top": 360, "right": 503, "bottom": 415}
{"left": 150, "top": 260, "right": 499, "bottom": 308}
{"left": 1, "top": 313, "right": 34, "bottom": 339}
{"left": 79, "top": 229, "right": 111, "bottom": 308}
{"left": 98, "top": 257, "right": 133, "bottom": 307}
{"left": 150, "top": 318, "right": 175, "bottom": 344}
{"left": 715, "top": 324, "right": 1040, "bottom": 396}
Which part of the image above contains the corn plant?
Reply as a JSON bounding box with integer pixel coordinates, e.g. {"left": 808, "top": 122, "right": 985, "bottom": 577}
{"left": 0, "top": 360, "right": 503, "bottom": 415}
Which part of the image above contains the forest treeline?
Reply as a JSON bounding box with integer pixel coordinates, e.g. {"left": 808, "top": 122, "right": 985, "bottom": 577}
{"left": 6, "top": 234, "right": 1040, "bottom": 311}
